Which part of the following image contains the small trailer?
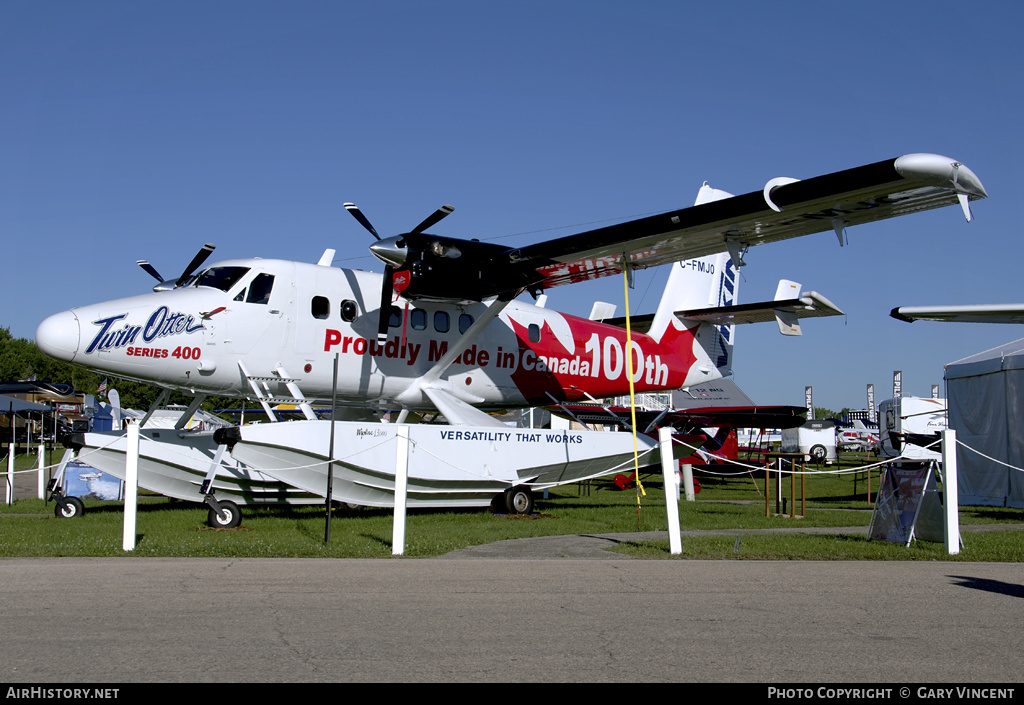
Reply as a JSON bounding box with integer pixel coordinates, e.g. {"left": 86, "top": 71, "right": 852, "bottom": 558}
{"left": 878, "top": 396, "right": 947, "bottom": 461}
{"left": 781, "top": 419, "right": 836, "bottom": 463}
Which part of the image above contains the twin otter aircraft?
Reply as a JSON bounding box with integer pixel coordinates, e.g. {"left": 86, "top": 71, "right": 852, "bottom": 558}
{"left": 34, "top": 153, "right": 987, "bottom": 523}
{"left": 37, "top": 153, "right": 986, "bottom": 428}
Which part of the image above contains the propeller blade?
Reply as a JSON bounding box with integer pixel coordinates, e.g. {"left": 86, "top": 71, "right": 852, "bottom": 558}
{"left": 377, "top": 265, "right": 394, "bottom": 342}
{"left": 344, "top": 202, "right": 381, "bottom": 240}
{"left": 411, "top": 205, "right": 454, "bottom": 235}
{"left": 176, "top": 243, "right": 216, "bottom": 286}
{"left": 137, "top": 260, "right": 163, "bottom": 282}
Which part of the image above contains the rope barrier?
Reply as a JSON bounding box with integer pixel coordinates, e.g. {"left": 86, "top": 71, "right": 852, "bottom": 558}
{"left": 661, "top": 434, "right": 931, "bottom": 477}
{"left": 956, "top": 438, "right": 1024, "bottom": 473}
{"left": 9, "top": 427, "right": 1022, "bottom": 492}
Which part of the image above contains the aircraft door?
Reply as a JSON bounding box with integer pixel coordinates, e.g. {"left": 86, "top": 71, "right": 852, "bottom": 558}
{"left": 217, "top": 266, "right": 294, "bottom": 357}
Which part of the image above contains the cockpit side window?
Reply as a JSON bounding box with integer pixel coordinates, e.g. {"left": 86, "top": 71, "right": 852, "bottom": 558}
{"left": 246, "top": 273, "right": 275, "bottom": 304}
{"left": 195, "top": 267, "right": 250, "bottom": 293}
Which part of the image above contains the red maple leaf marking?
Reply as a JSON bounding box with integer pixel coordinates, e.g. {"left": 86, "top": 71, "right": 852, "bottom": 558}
{"left": 506, "top": 314, "right": 698, "bottom": 405}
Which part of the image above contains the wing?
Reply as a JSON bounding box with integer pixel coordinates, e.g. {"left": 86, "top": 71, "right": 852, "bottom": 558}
{"left": 515, "top": 154, "right": 984, "bottom": 290}
{"left": 664, "top": 406, "right": 808, "bottom": 430}
{"left": 551, "top": 403, "right": 807, "bottom": 432}
{"left": 892, "top": 304, "right": 1024, "bottom": 324}
{"left": 385, "top": 153, "right": 985, "bottom": 302}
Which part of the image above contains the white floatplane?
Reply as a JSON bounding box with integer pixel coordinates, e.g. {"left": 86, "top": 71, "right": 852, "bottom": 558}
{"left": 215, "top": 419, "right": 701, "bottom": 514}
{"left": 64, "top": 405, "right": 321, "bottom": 527}
{"left": 35, "top": 153, "right": 985, "bottom": 522}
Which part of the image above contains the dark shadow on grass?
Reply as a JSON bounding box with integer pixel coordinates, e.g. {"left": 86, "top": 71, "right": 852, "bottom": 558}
{"left": 961, "top": 507, "right": 1024, "bottom": 522}
{"left": 359, "top": 533, "right": 392, "bottom": 551}
{"left": 54, "top": 500, "right": 198, "bottom": 516}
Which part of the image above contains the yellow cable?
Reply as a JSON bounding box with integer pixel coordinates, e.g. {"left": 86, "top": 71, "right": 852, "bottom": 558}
{"left": 623, "top": 267, "right": 646, "bottom": 513}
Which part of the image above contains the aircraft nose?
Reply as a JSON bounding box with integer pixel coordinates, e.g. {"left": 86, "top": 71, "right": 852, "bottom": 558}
{"left": 36, "top": 310, "right": 81, "bottom": 362}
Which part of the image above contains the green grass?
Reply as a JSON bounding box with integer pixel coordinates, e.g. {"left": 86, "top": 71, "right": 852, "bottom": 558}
{"left": 611, "top": 531, "right": 1024, "bottom": 561}
{"left": 1, "top": 454, "right": 1021, "bottom": 560}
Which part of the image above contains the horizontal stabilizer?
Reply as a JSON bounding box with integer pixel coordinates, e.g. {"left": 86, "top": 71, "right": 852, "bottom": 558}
{"left": 677, "top": 291, "right": 843, "bottom": 334}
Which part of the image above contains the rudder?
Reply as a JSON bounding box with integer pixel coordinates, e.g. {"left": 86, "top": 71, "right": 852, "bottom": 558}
{"left": 649, "top": 252, "right": 741, "bottom": 382}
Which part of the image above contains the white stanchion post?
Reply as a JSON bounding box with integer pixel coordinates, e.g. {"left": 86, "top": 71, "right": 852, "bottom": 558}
{"left": 392, "top": 425, "right": 410, "bottom": 556}
{"left": 37, "top": 444, "right": 45, "bottom": 500}
{"left": 942, "top": 429, "right": 960, "bottom": 555}
{"left": 5, "top": 443, "right": 13, "bottom": 504}
{"left": 659, "top": 427, "right": 682, "bottom": 555}
{"left": 123, "top": 422, "right": 139, "bottom": 552}
{"left": 681, "top": 463, "right": 695, "bottom": 502}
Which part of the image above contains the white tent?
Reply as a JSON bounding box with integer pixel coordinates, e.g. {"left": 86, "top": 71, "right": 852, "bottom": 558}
{"left": 945, "top": 338, "right": 1024, "bottom": 508}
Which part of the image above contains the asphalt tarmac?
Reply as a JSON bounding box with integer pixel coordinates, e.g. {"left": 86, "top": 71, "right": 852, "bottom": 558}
{"left": 2, "top": 527, "right": 1023, "bottom": 684}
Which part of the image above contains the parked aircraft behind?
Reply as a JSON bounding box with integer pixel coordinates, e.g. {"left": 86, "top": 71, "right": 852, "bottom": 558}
{"left": 837, "top": 419, "right": 880, "bottom": 453}
{"left": 892, "top": 304, "right": 1024, "bottom": 324}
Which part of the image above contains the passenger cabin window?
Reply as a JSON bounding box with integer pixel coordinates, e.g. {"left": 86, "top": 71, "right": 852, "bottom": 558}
{"left": 340, "top": 300, "right": 358, "bottom": 322}
{"left": 528, "top": 323, "right": 541, "bottom": 343}
{"left": 459, "top": 313, "right": 474, "bottom": 334}
{"left": 195, "top": 267, "right": 250, "bottom": 293}
{"left": 246, "top": 273, "right": 274, "bottom": 304}
{"left": 434, "top": 311, "right": 450, "bottom": 333}
{"left": 388, "top": 306, "right": 402, "bottom": 328}
{"left": 410, "top": 309, "right": 427, "bottom": 330}
{"left": 311, "top": 296, "right": 330, "bottom": 320}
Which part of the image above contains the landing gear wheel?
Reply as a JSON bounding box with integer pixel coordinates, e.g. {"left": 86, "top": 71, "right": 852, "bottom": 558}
{"left": 809, "top": 444, "right": 828, "bottom": 463}
{"left": 208, "top": 500, "right": 241, "bottom": 529}
{"left": 54, "top": 496, "right": 84, "bottom": 519}
{"left": 504, "top": 487, "right": 534, "bottom": 515}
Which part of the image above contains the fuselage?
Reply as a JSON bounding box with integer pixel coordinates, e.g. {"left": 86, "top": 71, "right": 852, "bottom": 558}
{"left": 36, "top": 258, "right": 720, "bottom": 410}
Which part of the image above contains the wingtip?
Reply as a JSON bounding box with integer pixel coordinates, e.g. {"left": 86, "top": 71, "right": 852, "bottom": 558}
{"left": 894, "top": 153, "right": 987, "bottom": 199}
{"left": 890, "top": 307, "right": 914, "bottom": 323}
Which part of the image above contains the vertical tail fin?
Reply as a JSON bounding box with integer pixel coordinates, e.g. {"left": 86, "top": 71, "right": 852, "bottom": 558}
{"left": 649, "top": 253, "right": 741, "bottom": 381}
{"left": 647, "top": 181, "right": 740, "bottom": 383}
{"left": 649, "top": 252, "right": 739, "bottom": 335}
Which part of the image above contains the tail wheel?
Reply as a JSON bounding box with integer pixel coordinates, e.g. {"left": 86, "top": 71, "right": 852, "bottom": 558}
{"left": 54, "top": 496, "right": 84, "bottom": 519}
{"left": 207, "top": 500, "right": 241, "bottom": 529}
{"left": 504, "top": 487, "right": 534, "bottom": 515}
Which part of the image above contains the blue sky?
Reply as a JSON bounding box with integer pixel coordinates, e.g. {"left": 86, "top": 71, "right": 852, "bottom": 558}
{"left": 2, "top": 1, "right": 1021, "bottom": 411}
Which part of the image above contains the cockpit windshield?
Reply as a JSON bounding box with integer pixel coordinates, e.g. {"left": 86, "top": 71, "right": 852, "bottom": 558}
{"left": 194, "top": 267, "right": 250, "bottom": 292}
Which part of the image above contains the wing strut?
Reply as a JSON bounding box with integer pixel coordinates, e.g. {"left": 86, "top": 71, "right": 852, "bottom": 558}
{"left": 544, "top": 392, "right": 593, "bottom": 432}
{"left": 395, "top": 293, "right": 515, "bottom": 410}
{"left": 139, "top": 389, "right": 172, "bottom": 428}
